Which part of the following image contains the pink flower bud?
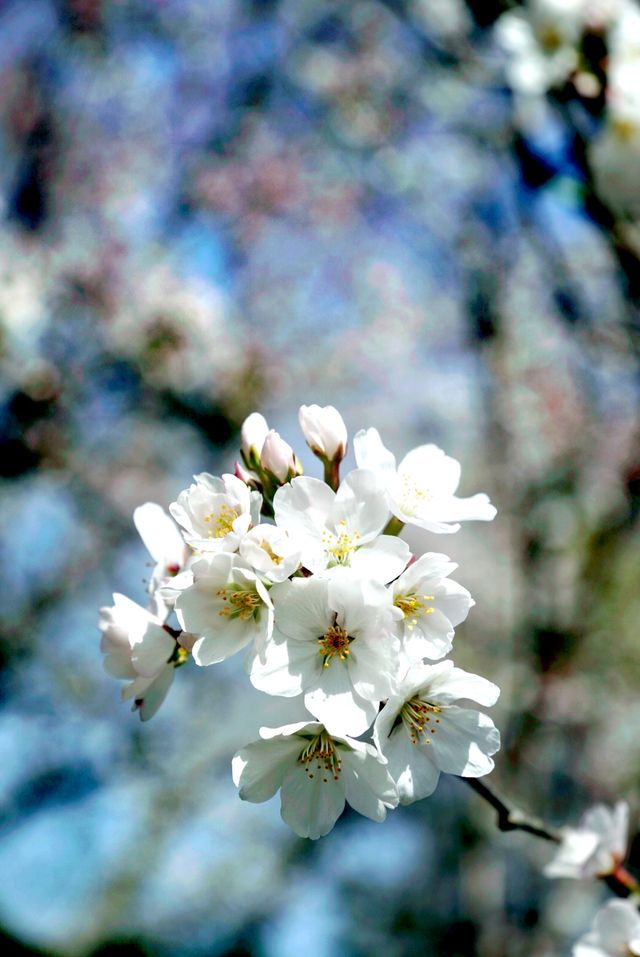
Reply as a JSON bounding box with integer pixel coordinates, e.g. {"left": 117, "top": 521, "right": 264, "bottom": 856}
{"left": 241, "top": 412, "right": 269, "bottom": 461}
{"left": 298, "top": 404, "right": 348, "bottom": 462}
{"left": 234, "top": 460, "right": 262, "bottom": 490}
{"left": 261, "top": 430, "right": 296, "bottom": 482}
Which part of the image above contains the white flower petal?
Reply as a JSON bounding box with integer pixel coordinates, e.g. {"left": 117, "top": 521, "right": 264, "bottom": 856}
{"left": 331, "top": 469, "right": 389, "bottom": 542}
{"left": 429, "top": 706, "right": 500, "bottom": 777}
{"left": 383, "top": 726, "right": 441, "bottom": 805}
{"left": 353, "top": 427, "right": 397, "bottom": 476}
{"left": 280, "top": 763, "right": 346, "bottom": 839}
{"left": 342, "top": 746, "right": 398, "bottom": 822}
{"left": 305, "top": 664, "right": 377, "bottom": 737}
{"left": 233, "top": 737, "right": 302, "bottom": 803}
{"left": 350, "top": 536, "right": 411, "bottom": 583}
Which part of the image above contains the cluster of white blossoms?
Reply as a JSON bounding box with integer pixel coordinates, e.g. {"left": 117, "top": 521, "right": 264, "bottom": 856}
{"left": 100, "top": 403, "right": 501, "bottom": 838}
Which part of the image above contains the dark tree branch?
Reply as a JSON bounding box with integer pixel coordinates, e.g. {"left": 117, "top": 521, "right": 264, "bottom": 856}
{"left": 464, "top": 777, "right": 640, "bottom": 900}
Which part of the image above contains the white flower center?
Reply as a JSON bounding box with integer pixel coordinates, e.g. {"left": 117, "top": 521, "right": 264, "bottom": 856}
{"left": 298, "top": 731, "right": 342, "bottom": 782}
{"left": 317, "top": 622, "right": 352, "bottom": 668}
{"left": 216, "top": 586, "right": 261, "bottom": 620}
{"left": 398, "top": 474, "right": 433, "bottom": 516}
{"left": 394, "top": 592, "right": 435, "bottom": 629}
{"left": 400, "top": 695, "right": 442, "bottom": 745}
{"left": 203, "top": 503, "right": 238, "bottom": 539}
{"left": 322, "top": 520, "right": 361, "bottom": 565}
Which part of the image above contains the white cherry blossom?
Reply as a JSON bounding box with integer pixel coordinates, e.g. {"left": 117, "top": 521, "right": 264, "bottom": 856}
{"left": 239, "top": 523, "right": 302, "bottom": 583}
{"left": 169, "top": 472, "right": 261, "bottom": 553}
{"left": 232, "top": 720, "right": 398, "bottom": 839}
{"left": 249, "top": 574, "right": 402, "bottom": 736}
{"left": 545, "top": 802, "right": 629, "bottom": 879}
{"left": 391, "top": 553, "right": 474, "bottom": 662}
{"left": 99, "top": 593, "right": 186, "bottom": 720}
{"left": 353, "top": 427, "right": 496, "bottom": 534}
{"left": 273, "top": 469, "right": 410, "bottom": 581}
{"left": 174, "top": 553, "right": 274, "bottom": 666}
{"left": 298, "top": 404, "right": 348, "bottom": 462}
{"left": 573, "top": 900, "right": 640, "bottom": 957}
{"left": 374, "top": 660, "right": 500, "bottom": 804}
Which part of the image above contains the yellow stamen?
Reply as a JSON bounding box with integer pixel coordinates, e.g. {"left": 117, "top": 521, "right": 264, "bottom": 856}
{"left": 298, "top": 731, "right": 342, "bottom": 782}
{"left": 400, "top": 696, "right": 443, "bottom": 745}
{"left": 216, "top": 587, "right": 261, "bottom": 620}
{"left": 394, "top": 593, "right": 435, "bottom": 629}
{"left": 318, "top": 623, "right": 351, "bottom": 667}
{"left": 204, "top": 503, "right": 239, "bottom": 539}
{"left": 322, "top": 520, "right": 361, "bottom": 565}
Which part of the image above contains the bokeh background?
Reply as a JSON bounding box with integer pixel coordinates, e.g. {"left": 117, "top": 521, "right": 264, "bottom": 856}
{"left": 1, "top": 0, "right": 640, "bottom": 954}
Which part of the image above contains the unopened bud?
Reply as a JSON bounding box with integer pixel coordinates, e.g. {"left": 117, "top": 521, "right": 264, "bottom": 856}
{"left": 298, "top": 404, "right": 348, "bottom": 462}
{"left": 241, "top": 412, "right": 269, "bottom": 465}
{"left": 261, "top": 430, "right": 297, "bottom": 482}
{"left": 235, "top": 460, "right": 262, "bottom": 490}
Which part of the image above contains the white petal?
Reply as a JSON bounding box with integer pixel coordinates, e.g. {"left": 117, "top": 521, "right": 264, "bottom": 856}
{"left": 133, "top": 502, "right": 185, "bottom": 564}
{"left": 125, "top": 666, "right": 174, "bottom": 721}
{"left": 305, "top": 664, "right": 377, "bottom": 737}
{"left": 342, "top": 745, "right": 398, "bottom": 821}
{"left": 271, "top": 577, "right": 331, "bottom": 643}
{"left": 429, "top": 706, "right": 500, "bottom": 777}
{"left": 232, "top": 736, "right": 302, "bottom": 803}
{"left": 130, "top": 623, "right": 175, "bottom": 678}
{"left": 248, "top": 631, "right": 309, "bottom": 697}
{"left": 353, "top": 427, "right": 397, "bottom": 477}
{"left": 382, "top": 726, "right": 441, "bottom": 805}
{"left": 423, "top": 663, "right": 500, "bottom": 707}
{"left": 280, "top": 762, "right": 346, "bottom": 839}
{"left": 397, "top": 552, "right": 458, "bottom": 589}
{"left": 350, "top": 536, "right": 411, "bottom": 583}
{"left": 399, "top": 444, "right": 461, "bottom": 496}
{"left": 274, "top": 476, "right": 335, "bottom": 541}
{"left": 331, "top": 469, "right": 390, "bottom": 542}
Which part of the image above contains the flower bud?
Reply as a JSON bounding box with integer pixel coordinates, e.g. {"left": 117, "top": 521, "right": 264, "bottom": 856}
{"left": 241, "top": 412, "right": 269, "bottom": 464}
{"left": 261, "top": 430, "right": 297, "bottom": 482}
{"left": 298, "top": 404, "right": 348, "bottom": 462}
{"left": 234, "top": 460, "right": 261, "bottom": 488}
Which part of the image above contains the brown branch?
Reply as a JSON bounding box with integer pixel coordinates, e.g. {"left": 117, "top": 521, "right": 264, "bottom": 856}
{"left": 464, "top": 777, "right": 561, "bottom": 842}
{"left": 463, "top": 777, "right": 639, "bottom": 900}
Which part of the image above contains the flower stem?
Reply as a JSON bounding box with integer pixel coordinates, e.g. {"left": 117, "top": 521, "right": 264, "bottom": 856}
{"left": 463, "top": 778, "right": 640, "bottom": 901}
{"left": 463, "top": 777, "right": 561, "bottom": 842}
{"left": 383, "top": 516, "right": 405, "bottom": 536}
{"left": 323, "top": 458, "right": 340, "bottom": 492}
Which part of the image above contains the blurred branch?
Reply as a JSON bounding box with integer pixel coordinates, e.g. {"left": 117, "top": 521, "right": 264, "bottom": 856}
{"left": 465, "top": 778, "right": 639, "bottom": 900}
{"left": 464, "top": 777, "right": 561, "bottom": 842}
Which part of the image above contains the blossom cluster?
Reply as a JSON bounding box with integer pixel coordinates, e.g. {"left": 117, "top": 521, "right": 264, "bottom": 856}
{"left": 100, "top": 404, "right": 499, "bottom": 838}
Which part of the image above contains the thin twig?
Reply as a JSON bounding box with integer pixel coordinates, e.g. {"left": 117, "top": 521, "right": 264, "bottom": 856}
{"left": 464, "top": 777, "right": 561, "bottom": 842}
{"left": 463, "top": 777, "right": 639, "bottom": 900}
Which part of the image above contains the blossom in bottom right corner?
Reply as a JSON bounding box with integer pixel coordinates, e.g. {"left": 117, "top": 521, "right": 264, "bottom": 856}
{"left": 573, "top": 900, "right": 640, "bottom": 957}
